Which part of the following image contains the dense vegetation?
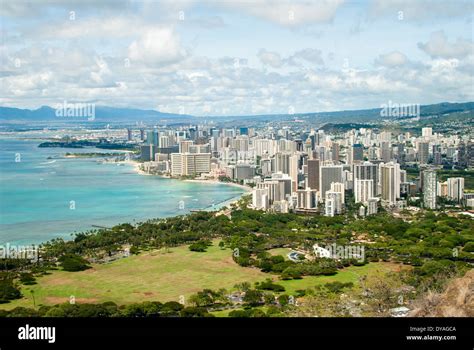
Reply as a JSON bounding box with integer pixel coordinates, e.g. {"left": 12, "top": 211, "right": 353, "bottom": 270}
{"left": 0, "top": 196, "right": 472, "bottom": 316}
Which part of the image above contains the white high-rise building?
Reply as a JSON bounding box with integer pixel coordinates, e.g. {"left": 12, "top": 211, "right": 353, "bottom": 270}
{"left": 253, "top": 139, "right": 276, "bottom": 157}
{"left": 447, "top": 177, "right": 464, "bottom": 202}
{"left": 189, "top": 144, "right": 211, "bottom": 154}
{"left": 296, "top": 188, "right": 319, "bottom": 209}
{"left": 325, "top": 191, "right": 343, "bottom": 217}
{"left": 423, "top": 170, "right": 437, "bottom": 209}
{"left": 170, "top": 153, "right": 211, "bottom": 176}
{"left": 367, "top": 198, "right": 379, "bottom": 215}
{"left": 289, "top": 154, "right": 300, "bottom": 192}
{"left": 380, "top": 162, "right": 401, "bottom": 206}
{"left": 159, "top": 135, "right": 170, "bottom": 148}
{"left": 422, "top": 127, "right": 433, "bottom": 138}
{"left": 330, "top": 182, "right": 345, "bottom": 204}
{"left": 354, "top": 179, "right": 374, "bottom": 204}
{"left": 400, "top": 169, "right": 407, "bottom": 183}
{"left": 274, "top": 152, "right": 291, "bottom": 174}
{"left": 379, "top": 131, "right": 392, "bottom": 142}
{"left": 179, "top": 140, "right": 194, "bottom": 153}
{"left": 353, "top": 162, "right": 378, "bottom": 195}
{"left": 233, "top": 137, "right": 249, "bottom": 152}
{"left": 253, "top": 173, "right": 293, "bottom": 208}
{"left": 252, "top": 188, "right": 269, "bottom": 210}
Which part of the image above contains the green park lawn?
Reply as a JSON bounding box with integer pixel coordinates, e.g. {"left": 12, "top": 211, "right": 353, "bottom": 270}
{"left": 1, "top": 239, "right": 405, "bottom": 311}
{"left": 267, "top": 247, "right": 292, "bottom": 260}
{"left": 277, "top": 262, "right": 405, "bottom": 296}
{"left": 1, "top": 241, "right": 267, "bottom": 310}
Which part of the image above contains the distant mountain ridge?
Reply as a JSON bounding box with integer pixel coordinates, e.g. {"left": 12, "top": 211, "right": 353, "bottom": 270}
{"left": 0, "top": 106, "right": 192, "bottom": 122}
{"left": 0, "top": 102, "right": 472, "bottom": 123}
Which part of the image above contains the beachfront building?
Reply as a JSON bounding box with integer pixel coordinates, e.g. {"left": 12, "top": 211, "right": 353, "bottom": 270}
{"left": 170, "top": 153, "right": 211, "bottom": 177}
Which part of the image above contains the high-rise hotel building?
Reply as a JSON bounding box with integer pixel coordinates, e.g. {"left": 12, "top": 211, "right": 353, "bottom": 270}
{"left": 380, "top": 162, "right": 401, "bottom": 206}
{"left": 423, "top": 170, "right": 437, "bottom": 209}
{"left": 171, "top": 153, "right": 211, "bottom": 176}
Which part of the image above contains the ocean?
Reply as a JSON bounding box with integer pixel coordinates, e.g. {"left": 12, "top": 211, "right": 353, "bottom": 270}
{"left": 0, "top": 134, "right": 244, "bottom": 246}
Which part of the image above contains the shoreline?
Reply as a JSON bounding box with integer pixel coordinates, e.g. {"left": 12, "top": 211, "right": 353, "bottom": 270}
{"left": 1, "top": 156, "right": 251, "bottom": 246}
{"left": 183, "top": 179, "right": 252, "bottom": 192}
{"left": 127, "top": 160, "right": 252, "bottom": 192}
{"left": 126, "top": 161, "right": 251, "bottom": 211}
{"left": 113, "top": 161, "right": 251, "bottom": 217}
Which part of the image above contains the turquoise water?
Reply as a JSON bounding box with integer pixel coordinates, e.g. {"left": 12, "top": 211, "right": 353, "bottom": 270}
{"left": 0, "top": 135, "right": 244, "bottom": 245}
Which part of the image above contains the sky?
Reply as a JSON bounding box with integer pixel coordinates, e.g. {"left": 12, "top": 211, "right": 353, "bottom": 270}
{"left": 1, "top": 0, "right": 473, "bottom": 116}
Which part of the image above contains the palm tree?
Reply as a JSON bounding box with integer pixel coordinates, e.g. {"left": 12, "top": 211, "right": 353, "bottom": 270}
{"left": 30, "top": 289, "right": 36, "bottom": 308}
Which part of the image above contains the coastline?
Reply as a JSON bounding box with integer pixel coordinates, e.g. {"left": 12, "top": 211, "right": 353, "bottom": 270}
{"left": 128, "top": 160, "right": 252, "bottom": 192}
{"left": 128, "top": 160, "right": 251, "bottom": 210}
{"left": 183, "top": 179, "right": 252, "bottom": 192}
{"left": 1, "top": 145, "right": 249, "bottom": 246}
{"left": 181, "top": 179, "right": 250, "bottom": 212}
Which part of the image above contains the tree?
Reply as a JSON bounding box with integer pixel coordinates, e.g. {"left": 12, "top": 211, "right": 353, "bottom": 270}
{"left": 361, "top": 273, "right": 403, "bottom": 315}
{"left": 58, "top": 254, "right": 90, "bottom": 272}
{"left": 188, "top": 289, "right": 223, "bottom": 307}
{"left": 255, "top": 279, "right": 285, "bottom": 292}
{"left": 0, "top": 278, "right": 21, "bottom": 303}
{"left": 189, "top": 240, "right": 212, "bottom": 252}
{"left": 324, "top": 281, "right": 354, "bottom": 294}
{"left": 180, "top": 307, "right": 213, "bottom": 317}
{"left": 277, "top": 294, "right": 290, "bottom": 307}
{"left": 281, "top": 267, "right": 302, "bottom": 280}
{"left": 243, "top": 289, "right": 264, "bottom": 306}
{"left": 463, "top": 242, "right": 474, "bottom": 252}
{"left": 19, "top": 273, "right": 37, "bottom": 285}
{"left": 234, "top": 281, "right": 251, "bottom": 293}
{"left": 160, "top": 301, "right": 184, "bottom": 316}
{"left": 228, "top": 309, "right": 250, "bottom": 317}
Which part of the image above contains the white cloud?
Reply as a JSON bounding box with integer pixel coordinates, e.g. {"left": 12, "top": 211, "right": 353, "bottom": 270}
{"left": 221, "top": 0, "right": 344, "bottom": 26}
{"left": 288, "top": 48, "right": 324, "bottom": 66}
{"left": 375, "top": 51, "right": 408, "bottom": 67}
{"left": 1, "top": 0, "right": 472, "bottom": 114}
{"left": 418, "top": 31, "right": 474, "bottom": 59}
{"left": 258, "top": 48, "right": 324, "bottom": 68}
{"left": 369, "top": 0, "right": 472, "bottom": 21}
{"left": 128, "top": 27, "right": 186, "bottom": 65}
{"left": 0, "top": 0, "right": 131, "bottom": 17}
{"left": 257, "top": 49, "right": 283, "bottom": 68}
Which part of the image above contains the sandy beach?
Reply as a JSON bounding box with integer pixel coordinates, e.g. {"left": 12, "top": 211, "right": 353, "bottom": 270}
{"left": 128, "top": 161, "right": 153, "bottom": 176}
{"left": 184, "top": 179, "right": 252, "bottom": 192}
{"left": 128, "top": 161, "right": 251, "bottom": 209}
{"left": 128, "top": 160, "right": 252, "bottom": 192}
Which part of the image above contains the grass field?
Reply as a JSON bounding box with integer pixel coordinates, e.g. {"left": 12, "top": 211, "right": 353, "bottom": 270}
{"left": 210, "top": 262, "right": 404, "bottom": 316}
{"left": 278, "top": 262, "right": 405, "bottom": 296}
{"left": 267, "top": 247, "right": 292, "bottom": 260}
{"left": 1, "top": 241, "right": 406, "bottom": 311}
{"left": 1, "top": 241, "right": 267, "bottom": 310}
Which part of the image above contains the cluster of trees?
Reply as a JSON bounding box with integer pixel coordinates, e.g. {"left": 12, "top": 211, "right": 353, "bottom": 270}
{"left": 351, "top": 212, "right": 473, "bottom": 265}
{"left": 232, "top": 250, "right": 343, "bottom": 280}
{"left": 188, "top": 289, "right": 228, "bottom": 307}
{"left": 255, "top": 279, "right": 285, "bottom": 292}
{"left": 189, "top": 240, "right": 212, "bottom": 252}
{"left": 0, "top": 275, "right": 21, "bottom": 304}
{"left": 58, "top": 254, "right": 90, "bottom": 272}
{"left": 0, "top": 300, "right": 214, "bottom": 318}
